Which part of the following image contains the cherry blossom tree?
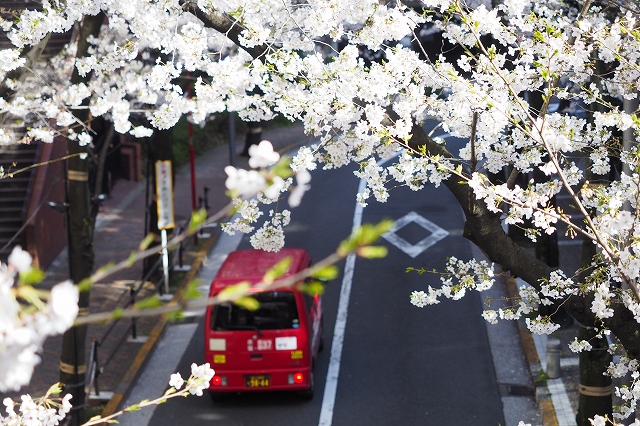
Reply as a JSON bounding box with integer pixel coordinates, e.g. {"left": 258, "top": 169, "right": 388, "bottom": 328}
{"left": 1, "top": 0, "right": 640, "bottom": 424}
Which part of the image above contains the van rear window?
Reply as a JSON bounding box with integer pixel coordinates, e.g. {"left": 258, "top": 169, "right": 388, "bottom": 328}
{"left": 211, "top": 291, "right": 300, "bottom": 331}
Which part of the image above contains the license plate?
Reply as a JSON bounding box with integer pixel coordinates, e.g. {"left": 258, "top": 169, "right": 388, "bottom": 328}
{"left": 246, "top": 375, "right": 270, "bottom": 388}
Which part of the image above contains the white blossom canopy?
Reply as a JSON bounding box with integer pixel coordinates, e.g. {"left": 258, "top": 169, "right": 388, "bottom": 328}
{"left": 2, "top": 0, "right": 640, "bottom": 421}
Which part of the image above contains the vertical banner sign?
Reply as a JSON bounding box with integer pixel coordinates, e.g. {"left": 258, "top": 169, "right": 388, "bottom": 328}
{"left": 155, "top": 160, "right": 174, "bottom": 295}
{"left": 155, "top": 160, "right": 175, "bottom": 230}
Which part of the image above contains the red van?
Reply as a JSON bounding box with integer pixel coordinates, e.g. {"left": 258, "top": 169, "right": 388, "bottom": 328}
{"left": 205, "top": 248, "right": 323, "bottom": 400}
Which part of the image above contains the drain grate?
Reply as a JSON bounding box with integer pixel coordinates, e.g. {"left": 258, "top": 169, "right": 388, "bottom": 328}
{"left": 499, "top": 383, "right": 536, "bottom": 397}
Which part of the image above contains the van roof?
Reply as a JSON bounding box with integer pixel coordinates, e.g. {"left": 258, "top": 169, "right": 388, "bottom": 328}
{"left": 213, "top": 248, "right": 311, "bottom": 284}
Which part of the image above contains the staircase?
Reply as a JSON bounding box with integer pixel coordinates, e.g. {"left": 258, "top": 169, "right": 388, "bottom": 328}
{"left": 0, "top": 1, "right": 74, "bottom": 265}
{"left": 0, "top": 142, "right": 39, "bottom": 263}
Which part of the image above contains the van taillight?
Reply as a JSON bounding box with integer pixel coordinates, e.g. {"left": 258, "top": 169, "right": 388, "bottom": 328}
{"left": 293, "top": 373, "right": 304, "bottom": 384}
{"left": 212, "top": 376, "right": 227, "bottom": 386}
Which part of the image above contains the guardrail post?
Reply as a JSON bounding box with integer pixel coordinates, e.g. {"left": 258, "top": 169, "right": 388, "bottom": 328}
{"left": 546, "top": 337, "right": 561, "bottom": 379}
{"left": 89, "top": 338, "right": 101, "bottom": 396}
{"left": 130, "top": 284, "right": 137, "bottom": 340}
{"left": 179, "top": 231, "right": 185, "bottom": 266}
{"left": 174, "top": 226, "right": 192, "bottom": 272}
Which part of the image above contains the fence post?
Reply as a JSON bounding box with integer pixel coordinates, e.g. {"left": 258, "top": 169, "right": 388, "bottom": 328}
{"left": 198, "top": 196, "right": 212, "bottom": 238}
{"left": 130, "top": 284, "right": 137, "bottom": 340}
{"left": 174, "top": 226, "right": 191, "bottom": 272}
{"left": 92, "top": 338, "right": 100, "bottom": 396}
{"left": 86, "top": 338, "right": 100, "bottom": 397}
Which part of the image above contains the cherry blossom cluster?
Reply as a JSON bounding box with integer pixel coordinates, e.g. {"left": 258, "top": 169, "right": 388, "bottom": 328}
{"left": 409, "top": 257, "right": 495, "bottom": 307}
{"left": 221, "top": 140, "right": 309, "bottom": 249}
{"left": 481, "top": 284, "right": 540, "bottom": 326}
{"left": 0, "top": 363, "right": 214, "bottom": 425}
{"left": 0, "top": 247, "right": 79, "bottom": 393}
{"left": 168, "top": 362, "right": 215, "bottom": 397}
{"left": 1, "top": 389, "right": 72, "bottom": 426}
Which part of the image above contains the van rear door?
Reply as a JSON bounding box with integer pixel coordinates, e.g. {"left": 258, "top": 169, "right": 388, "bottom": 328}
{"left": 208, "top": 290, "right": 311, "bottom": 390}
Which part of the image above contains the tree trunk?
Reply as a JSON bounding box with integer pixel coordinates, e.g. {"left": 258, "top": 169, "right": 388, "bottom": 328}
{"left": 575, "top": 326, "right": 613, "bottom": 425}
{"left": 59, "top": 12, "right": 105, "bottom": 425}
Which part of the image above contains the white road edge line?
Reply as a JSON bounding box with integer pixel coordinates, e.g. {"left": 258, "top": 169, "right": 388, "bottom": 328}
{"left": 318, "top": 151, "right": 405, "bottom": 426}
{"left": 317, "top": 140, "right": 454, "bottom": 425}
{"left": 317, "top": 178, "right": 365, "bottom": 426}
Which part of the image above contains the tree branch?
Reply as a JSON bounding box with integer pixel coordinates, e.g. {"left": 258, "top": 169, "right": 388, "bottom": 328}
{"left": 180, "top": 1, "right": 270, "bottom": 60}
{"left": 408, "top": 122, "right": 640, "bottom": 359}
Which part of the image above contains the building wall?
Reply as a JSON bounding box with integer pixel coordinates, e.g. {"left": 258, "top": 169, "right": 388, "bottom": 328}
{"left": 23, "top": 138, "right": 68, "bottom": 270}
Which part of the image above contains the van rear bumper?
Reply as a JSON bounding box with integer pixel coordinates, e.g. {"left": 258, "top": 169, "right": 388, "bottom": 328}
{"left": 208, "top": 367, "right": 312, "bottom": 392}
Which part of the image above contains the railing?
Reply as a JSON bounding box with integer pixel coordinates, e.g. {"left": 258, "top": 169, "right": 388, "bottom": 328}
{"left": 85, "top": 219, "right": 206, "bottom": 401}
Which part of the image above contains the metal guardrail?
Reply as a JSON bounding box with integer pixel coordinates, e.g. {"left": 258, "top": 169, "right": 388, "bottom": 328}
{"left": 85, "top": 223, "right": 199, "bottom": 400}
{"left": 85, "top": 182, "right": 214, "bottom": 400}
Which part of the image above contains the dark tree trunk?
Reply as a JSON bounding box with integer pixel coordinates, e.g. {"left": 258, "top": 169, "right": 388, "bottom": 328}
{"left": 59, "top": 12, "right": 105, "bottom": 425}
{"left": 406, "top": 121, "right": 640, "bottom": 360}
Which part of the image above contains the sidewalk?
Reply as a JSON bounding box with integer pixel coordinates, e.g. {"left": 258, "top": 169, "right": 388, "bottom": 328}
{"left": 507, "top": 216, "right": 614, "bottom": 426}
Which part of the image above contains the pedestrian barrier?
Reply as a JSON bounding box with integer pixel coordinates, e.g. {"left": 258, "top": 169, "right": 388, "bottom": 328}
{"left": 85, "top": 224, "right": 202, "bottom": 401}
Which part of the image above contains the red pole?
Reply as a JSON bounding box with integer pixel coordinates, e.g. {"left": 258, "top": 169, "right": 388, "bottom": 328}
{"left": 189, "top": 120, "right": 196, "bottom": 212}
{"left": 186, "top": 74, "right": 198, "bottom": 244}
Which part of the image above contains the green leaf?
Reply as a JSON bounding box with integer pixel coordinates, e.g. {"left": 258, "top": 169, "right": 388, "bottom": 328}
{"left": 47, "top": 383, "right": 63, "bottom": 396}
{"left": 225, "top": 188, "right": 238, "bottom": 199}
{"left": 19, "top": 268, "right": 45, "bottom": 286}
{"left": 77, "top": 277, "right": 92, "bottom": 293}
{"left": 533, "top": 30, "right": 544, "bottom": 42}
{"left": 189, "top": 208, "right": 208, "bottom": 234}
{"left": 166, "top": 309, "right": 184, "bottom": 322}
{"left": 271, "top": 155, "right": 293, "bottom": 179}
{"left": 357, "top": 246, "right": 388, "bottom": 259}
{"left": 139, "top": 233, "right": 155, "bottom": 251}
{"left": 264, "top": 257, "right": 293, "bottom": 284}
{"left": 235, "top": 296, "right": 260, "bottom": 310}
{"left": 98, "top": 262, "right": 116, "bottom": 273}
{"left": 182, "top": 279, "right": 201, "bottom": 300}
{"left": 125, "top": 404, "right": 140, "bottom": 412}
{"left": 338, "top": 220, "right": 393, "bottom": 256}
{"left": 312, "top": 265, "right": 338, "bottom": 281}
{"left": 111, "top": 307, "right": 124, "bottom": 320}
{"left": 134, "top": 295, "right": 163, "bottom": 310}
{"left": 16, "top": 286, "right": 48, "bottom": 313}
{"left": 298, "top": 281, "right": 325, "bottom": 296}
{"left": 127, "top": 251, "right": 137, "bottom": 266}
{"left": 218, "top": 282, "right": 251, "bottom": 302}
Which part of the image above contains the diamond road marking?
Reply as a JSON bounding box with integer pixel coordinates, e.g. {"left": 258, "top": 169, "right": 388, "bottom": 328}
{"left": 382, "top": 211, "right": 449, "bottom": 258}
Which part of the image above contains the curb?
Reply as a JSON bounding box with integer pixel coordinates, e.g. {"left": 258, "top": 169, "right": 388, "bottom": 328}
{"left": 101, "top": 230, "right": 220, "bottom": 418}
{"left": 504, "top": 274, "right": 559, "bottom": 426}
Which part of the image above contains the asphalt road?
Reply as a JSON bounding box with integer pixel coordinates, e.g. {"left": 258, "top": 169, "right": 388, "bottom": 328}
{"left": 120, "top": 141, "right": 526, "bottom": 425}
